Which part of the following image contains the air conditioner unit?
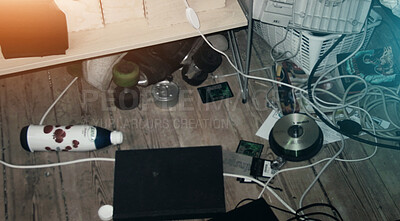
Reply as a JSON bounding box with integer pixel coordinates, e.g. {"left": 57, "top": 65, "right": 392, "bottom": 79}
{"left": 252, "top": 0, "right": 372, "bottom": 34}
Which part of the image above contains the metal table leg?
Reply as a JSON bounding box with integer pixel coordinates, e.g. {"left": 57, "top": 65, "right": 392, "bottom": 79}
{"left": 228, "top": 30, "right": 245, "bottom": 102}
{"left": 228, "top": 0, "right": 253, "bottom": 103}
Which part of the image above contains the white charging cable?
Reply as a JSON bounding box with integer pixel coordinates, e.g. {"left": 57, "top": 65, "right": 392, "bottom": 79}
{"left": 0, "top": 157, "right": 115, "bottom": 169}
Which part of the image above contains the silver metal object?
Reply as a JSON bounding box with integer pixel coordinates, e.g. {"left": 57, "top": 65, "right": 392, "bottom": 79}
{"left": 269, "top": 113, "right": 323, "bottom": 161}
{"left": 138, "top": 72, "right": 149, "bottom": 87}
{"left": 151, "top": 80, "right": 179, "bottom": 108}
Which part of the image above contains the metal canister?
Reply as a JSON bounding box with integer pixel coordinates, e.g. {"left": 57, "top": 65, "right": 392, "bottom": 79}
{"left": 151, "top": 81, "right": 179, "bottom": 108}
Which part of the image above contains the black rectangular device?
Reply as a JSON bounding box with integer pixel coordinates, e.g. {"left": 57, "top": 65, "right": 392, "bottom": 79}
{"left": 197, "top": 82, "right": 234, "bottom": 103}
{"left": 112, "top": 146, "right": 226, "bottom": 221}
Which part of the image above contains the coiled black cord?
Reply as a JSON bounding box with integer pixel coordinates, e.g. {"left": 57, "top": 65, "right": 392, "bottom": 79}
{"left": 306, "top": 35, "right": 399, "bottom": 150}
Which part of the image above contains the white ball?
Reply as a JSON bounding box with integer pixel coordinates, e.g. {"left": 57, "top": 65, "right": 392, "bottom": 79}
{"left": 98, "top": 205, "right": 113, "bottom": 221}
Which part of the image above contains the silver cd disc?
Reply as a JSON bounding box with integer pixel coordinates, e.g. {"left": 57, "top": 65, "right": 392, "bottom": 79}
{"left": 269, "top": 113, "right": 323, "bottom": 161}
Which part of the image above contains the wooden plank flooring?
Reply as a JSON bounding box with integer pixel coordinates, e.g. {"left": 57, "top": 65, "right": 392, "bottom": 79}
{"left": 1, "top": 17, "right": 400, "bottom": 220}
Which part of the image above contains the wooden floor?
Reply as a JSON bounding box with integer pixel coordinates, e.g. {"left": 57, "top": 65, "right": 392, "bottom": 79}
{"left": 1, "top": 11, "right": 400, "bottom": 221}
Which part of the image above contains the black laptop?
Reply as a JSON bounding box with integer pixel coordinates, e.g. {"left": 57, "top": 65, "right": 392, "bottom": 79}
{"left": 113, "top": 146, "right": 226, "bottom": 220}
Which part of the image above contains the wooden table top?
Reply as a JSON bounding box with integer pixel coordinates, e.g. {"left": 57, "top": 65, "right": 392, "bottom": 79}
{"left": 0, "top": 0, "right": 247, "bottom": 76}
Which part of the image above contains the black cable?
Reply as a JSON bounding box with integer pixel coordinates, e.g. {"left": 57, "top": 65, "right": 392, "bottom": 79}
{"left": 293, "top": 212, "right": 338, "bottom": 221}
{"left": 234, "top": 198, "right": 344, "bottom": 221}
{"left": 234, "top": 198, "right": 255, "bottom": 209}
{"left": 362, "top": 130, "right": 400, "bottom": 142}
{"left": 234, "top": 198, "right": 296, "bottom": 215}
{"left": 234, "top": 198, "right": 296, "bottom": 216}
{"left": 296, "top": 203, "right": 344, "bottom": 221}
{"left": 306, "top": 35, "right": 400, "bottom": 150}
{"left": 380, "top": 20, "right": 400, "bottom": 51}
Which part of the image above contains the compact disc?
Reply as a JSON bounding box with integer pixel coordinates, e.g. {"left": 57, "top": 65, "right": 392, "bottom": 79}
{"left": 269, "top": 113, "right": 323, "bottom": 161}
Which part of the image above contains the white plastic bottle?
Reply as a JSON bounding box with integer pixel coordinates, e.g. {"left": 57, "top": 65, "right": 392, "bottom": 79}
{"left": 20, "top": 125, "right": 123, "bottom": 152}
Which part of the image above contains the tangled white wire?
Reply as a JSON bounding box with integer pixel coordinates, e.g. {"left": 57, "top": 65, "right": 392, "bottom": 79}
{"left": 196, "top": 10, "right": 384, "bottom": 213}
